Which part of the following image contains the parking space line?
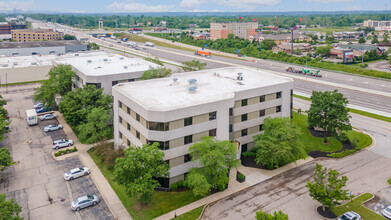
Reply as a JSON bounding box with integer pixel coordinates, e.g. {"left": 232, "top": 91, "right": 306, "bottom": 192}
{"left": 65, "top": 180, "right": 83, "bottom": 220}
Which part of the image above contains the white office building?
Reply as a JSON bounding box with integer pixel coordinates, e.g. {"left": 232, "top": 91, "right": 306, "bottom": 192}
{"left": 54, "top": 52, "right": 159, "bottom": 94}
{"left": 112, "top": 67, "right": 293, "bottom": 188}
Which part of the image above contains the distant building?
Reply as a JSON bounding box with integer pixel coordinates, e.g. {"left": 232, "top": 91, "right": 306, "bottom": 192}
{"left": 12, "top": 29, "right": 64, "bottom": 42}
{"left": 332, "top": 31, "right": 364, "bottom": 41}
{"left": 0, "top": 40, "right": 87, "bottom": 57}
{"left": 257, "top": 33, "right": 311, "bottom": 45}
{"left": 0, "top": 22, "right": 27, "bottom": 35}
{"left": 329, "top": 47, "right": 354, "bottom": 63}
{"left": 338, "top": 44, "right": 383, "bottom": 56}
{"left": 273, "top": 43, "right": 312, "bottom": 53}
{"left": 363, "top": 20, "right": 391, "bottom": 31}
{"left": 210, "top": 22, "right": 258, "bottom": 40}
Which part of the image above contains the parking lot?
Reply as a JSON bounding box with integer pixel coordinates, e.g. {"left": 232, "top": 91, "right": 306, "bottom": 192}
{"left": 364, "top": 187, "right": 391, "bottom": 216}
{"left": 0, "top": 89, "right": 113, "bottom": 220}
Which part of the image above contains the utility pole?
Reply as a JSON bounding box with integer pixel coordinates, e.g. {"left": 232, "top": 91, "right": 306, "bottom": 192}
{"left": 291, "top": 29, "right": 294, "bottom": 55}
{"left": 5, "top": 72, "right": 8, "bottom": 94}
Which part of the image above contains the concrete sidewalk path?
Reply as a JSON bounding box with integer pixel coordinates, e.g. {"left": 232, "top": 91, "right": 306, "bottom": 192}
{"left": 56, "top": 111, "right": 132, "bottom": 220}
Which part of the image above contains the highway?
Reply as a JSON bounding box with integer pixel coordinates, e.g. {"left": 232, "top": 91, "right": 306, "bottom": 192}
{"left": 32, "top": 20, "right": 391, "bottom": 114}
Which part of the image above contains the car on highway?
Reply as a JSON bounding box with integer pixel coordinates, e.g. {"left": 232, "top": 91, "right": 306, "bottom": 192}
{"left": 383, "top": 205, "right": 391, "bottom": 219}
{"left": 64, "top": 167, "right": 90, "bottom": 180}
{"left": 40, "top": 113, "right": 57, "bottom": 121}
{"left": 338, "top": 211, "right": 361, "bottom": 220}
{"left": 44, "top": 124, "right": 63, "bottom": 132}
{"left": 53, "top": 139, "right": 73, "bottom": 150}
{"left": 36, "top": 106, "right": 52, "bottom": 113}
{"left": 34, "top": 102, "right": 43, "bottom": 109}
{"left": 71, "top": 195, "right": 99, "bottom": 211}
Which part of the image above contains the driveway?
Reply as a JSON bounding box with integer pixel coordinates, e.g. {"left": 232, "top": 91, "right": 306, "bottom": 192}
{"left": 0, "top": 89, "right": 113, "bottom": 220}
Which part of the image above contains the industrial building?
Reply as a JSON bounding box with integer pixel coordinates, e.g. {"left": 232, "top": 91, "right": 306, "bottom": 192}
{"left": 210, "top": 22, "right": 258, "bottom": 40}
{"left": 12, "top": 29, "right": 64, "bottom": 42}
{"left": 112, "top": 67, "right": 293, "bottom": 187}
{"left": 0, "top": 41, "right": 87, "bottom": 57}
{"left": 0, "top": 22, "right": 27, "bottom": 35}
{"left": 54, "top": 52, "right": 159, "bottom": 94}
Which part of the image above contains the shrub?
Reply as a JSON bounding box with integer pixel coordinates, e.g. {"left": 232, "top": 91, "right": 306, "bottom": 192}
{"left": 237, "top": 173, "right": 245, "bottom": 180}
{"left": 171, "top": 183, "right": 178, "bottom": 191}
{"left": 242, "top": 151, "right": 256, "bottom": 157}
{"left": 105, "top": 147, "right": 124, "bottom": 169}
{"left": 71, "top": 147, "right": 77, "bottom": 152}
{"left": 176, "top": 180, "right": 184, "bottom": 188}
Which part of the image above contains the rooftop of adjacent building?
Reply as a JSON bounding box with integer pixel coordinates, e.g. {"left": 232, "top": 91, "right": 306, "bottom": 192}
{"left": 55, "top": 52, "right": 159, "bottom": 77}
{"left": 11, "top": 28, "right": 60, "bottom": 33}
{"left": 114, "top": 67, "right": 293, "bottom": 111}
{"left": 0, "top": 40, "right": 82, "bottom": 49}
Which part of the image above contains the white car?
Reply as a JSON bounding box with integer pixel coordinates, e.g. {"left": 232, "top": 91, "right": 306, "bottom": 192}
{"left": 40, "top": 114, "right": 57, "bottom": 121}
{"left": 34, "top": 102, "right": 43, "bottom": 109}
{"left": 383, "top": 205, "right": 391, "bottom": 219}
{"left": 71, "top": 195, "right": 99, "bottom": 211}
{"left": 64, "top": 167, "right": 90, "bottom": 180}
{"left": 44, "top": 124, "right": 63, "bottom": 132}
{"left": 53, "top": 139, "right": 73, "bottom": 150}
{"left": 338, "top": 211, "right": 361, "bottom": 220}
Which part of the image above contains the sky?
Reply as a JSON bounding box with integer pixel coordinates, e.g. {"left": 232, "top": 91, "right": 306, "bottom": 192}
{"left": 0, "top": 0, "right": 390, "bottom": 13}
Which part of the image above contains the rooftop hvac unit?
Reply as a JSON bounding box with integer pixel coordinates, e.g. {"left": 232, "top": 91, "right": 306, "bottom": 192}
{"left": 2, "top": 64, "right": 8, "bottom": 67}
{"left": 188, "top": 86, "right": 197, "bottom": 93}
{"left": 103, "top": 58, "right": 108, "bottom": 62}
{"left": 87, "top": 60, "right": 92, "bottom": 63}
{"left": 120, "top": 57, "right": 124, "bottom": 60}
{"left": 31, "top": 62, "right": 37, "bottom": 65}
{"left": 75, "top": 54, "right": 79, "bottom": 56}
{"left": 13, "top": 62, "right": 18, "bottom": 66}
{"left": 188, "top": 79, "right": 197, "bottom": 84}
{"left": 124, "top": 66, "right": 128, "bottom": 69}
{"left": 173, "top": 78, "right": 178, "bottom": 82}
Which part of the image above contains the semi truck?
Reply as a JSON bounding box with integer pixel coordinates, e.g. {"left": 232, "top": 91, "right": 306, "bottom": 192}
{"left": 194, "top": 50, "right": 211, "bottom": 58}
{"left": 26, "top": 109, "right": 38, "bottom": 126}
{"left": 145, "top": 42, "right": 154, "bottom": 47}
{"left": 285, "top": 66, "right": 322, "bottom": 77}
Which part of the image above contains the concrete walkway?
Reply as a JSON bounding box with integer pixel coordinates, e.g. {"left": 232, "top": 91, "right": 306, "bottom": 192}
{"left": 55, "top": 111, "right": 132, "bottom": 220}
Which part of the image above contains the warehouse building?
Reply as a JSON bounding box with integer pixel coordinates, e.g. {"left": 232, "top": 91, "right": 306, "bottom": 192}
{"left": 54, "top": 52, "right": 159, "bottom": 94}
{"left": 0, "top": 41, "right": 87, "bottom": 57}
{"left": 112, "top": 67, "right": 293, "bottom": 187}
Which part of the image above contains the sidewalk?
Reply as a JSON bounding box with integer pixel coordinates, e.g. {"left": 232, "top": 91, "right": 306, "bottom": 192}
{"left": 55, "top": 111, "right": 132, "bottom": 220}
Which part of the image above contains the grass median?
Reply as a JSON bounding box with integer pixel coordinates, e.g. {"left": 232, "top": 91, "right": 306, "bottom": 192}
{"left": 171, "top": 205, "right": 205, "bottom": 220}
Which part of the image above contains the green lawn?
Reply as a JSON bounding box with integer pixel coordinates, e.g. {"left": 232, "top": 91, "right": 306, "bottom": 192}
{"left": 171, "top": 205, "right": 205, "bottom": 220}
{"left": 292, "top": 112, "right": 372, "bottom": 156}
{"left": 332, "top": 193, "right": 387, "bottom": 220}
{"left": 88, "top": 151, "right": 202, "bottom": 220}
{"left": 388, "top": 178, "right": 391, "bottom": 185}
{"left": 305, "top": 26, "right": 356, "bottom": 33}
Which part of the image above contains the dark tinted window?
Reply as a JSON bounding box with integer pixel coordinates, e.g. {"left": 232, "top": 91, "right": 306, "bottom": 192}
{"left": 276, "top": 105, "right": 281, "bottom": 113}
{"left": 184, "top": 135, "right": 193, "bottom": 145}
{"left": 209, "top": 112, "right": 217, "bottom": 120}
{"left": 241, "top": 99, "right": 248, "bottom": 106}
{"left": 184, "top": 117, "right": 193, "bottom": 126}
{"left": 276, "top": 92, "right": 282, "bottom": 99}
{"left": 260, "top": 95, "right": 265, "bottom": 102}
{"left": 241, "top": 114, "right": 248, "bottom": 122}
{"left": 209, "top": 129, "right": 217, "bottom": 137}
{"left": 260, "top": 109, "right": 265, "bottom": 117}
{"left": 241, "top": 129, "right": 248, "bottom": 137}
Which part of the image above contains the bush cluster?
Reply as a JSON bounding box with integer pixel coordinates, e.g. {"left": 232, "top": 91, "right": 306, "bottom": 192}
{"left": 170, "top": 180, "right": 185, "bottom": 191}
{"left": 93, "top": 142, "right": 124, "bottom": 169}
{"left": 54, "top": 147, "right": 77, "bottom": 157}
{"left": 237, "top": 173, "right": 245, "bottom": 180}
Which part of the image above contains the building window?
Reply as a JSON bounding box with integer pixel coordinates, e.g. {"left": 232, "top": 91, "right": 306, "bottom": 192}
{"left": 112, "top": 81, "right": 119, "bottom": 86}
{"left": 119, "top": 132, "right": 122, "bottom": 139}
{"left": 229, "top": 124, "right": 233, "bottom": 133}
{"left": 209, "top": 129, "right": 217, "bottom": 137}
{"left": 241, "top": 129, "right": 248, "bottom": 137}
{"left": 259, "top": 124, "right": 263, "bottom": 131}
{"left": 136, "top": 113, "right": 140, "bottom": 122}
{"left": 118, "top": 101, "right": 122, "bottom": 109}
{"left": 119, "top": 116, "right": 122, "bottom": 124}
{"left": 209, "top": 112, "right": 217, "bottom": 120}
{"left": 127, "top": 139, "right": 130, "bottom": 146}
{"left": 229, "top": 108, "right": 233, "bottom": 116}
{"left": 148, "top": 122, "right": 169, "bottom": 131}
{"left": 127, "top": 107, "right": 130, "bottom": 114}
{"left": 184, "top": 154, "right": 191, "bottom": 163}
{"left": 184, "top": 135, "right": 193, "bottom": 145}
{"left": 260, "top": 95, "right": 265, "bottom": 102}
{"left": 241, "top": 99, "right": 248, "bottom": 106}
{"left": 136, "top": 131, "right": 140, "bottom": 139}
{"left": 184, "top": 117, "right": 193, "bottom": 126}
{"left": 276, "top": 92, "right": 282, "bottom": 99}
{"left": 148, "top": 140, "right": 169, "bottom": 150}
{"left": 128, "top": 79, "right": 135, "bottom": 82}
{"left": 241, "top": 144, "right": 248, "bottom": 153}
{"left": 260, "top": 109, "right": 265, "bottom": 117}
{"left": 241, "top": 114, "right": 248, "bottom": 122}
{"left": 127, "top": 123, "right": 131, "bottom": 131}
{"left": 276, "top": 105, "right": 281, "bottom": 113}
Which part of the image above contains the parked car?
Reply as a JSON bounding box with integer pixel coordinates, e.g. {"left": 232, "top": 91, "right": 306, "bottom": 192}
{"left": 71, "top": 195, "right": 99, "bottom": 211}
{"left": 4, "top": 119, "right": 9, "bottom": 130}
{"left": 44, "top": 124, "right": 63, "bottom": 132}
{"left": 383, "top": 205, "right": 391, "bottom": 219}
{"left": 36, "top": 106, "right": 52, "bottom": 113}
{"left": 64, "top": 167, "right": 90, "bottom": 180}
{"left": 53, "top": 139, "right": 73, "bottom": 150}
{"left": 338, "top": 211, "right": 361, "bottom": 220}
{"left": 34, "top": 102, "right": 43, "bottom": 109}
{"left": 40, "top": 114, "right": 57, "bottom": 121}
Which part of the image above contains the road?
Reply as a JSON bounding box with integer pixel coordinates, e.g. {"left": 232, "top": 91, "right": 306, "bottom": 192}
{"left": 30, "top": 20, "right": 391, "bottom": 114}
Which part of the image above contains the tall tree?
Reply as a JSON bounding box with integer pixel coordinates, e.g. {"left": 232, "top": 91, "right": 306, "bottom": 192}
{"left": 306, "top": 163, "right": 350, "bottom": 212}
{"left": 182, "top": 60, "right": 207, "bottom": 71}
{"left": 114, "top": 143, "right": 169, "bottom": 204}
{"left": 358, "top": 37, "right": 366, "bottom": 44}
{"left": 307, "top": 90, "right": 351, "bottom": 143}
{"left": 255, "top": 208, "right": 288, "bottom": 220}
{"left": 0, "top": 194, "right": 22, "bottom": 220}
{"left": 77, "top": 107, "right": 113, "bottom": 144}
{"left": 64, "top": 34, "right": 76, "bottom": 40}
{"left": 141, "top": 67, "right": 172, "bottom": 80}
{"left": 34, "top": 65, "right": 75, "bottom": 108}
{"left": 253, "top": 117, "right": 306, "bottom": 169}
{"left": 184, "top": 170, "right": 211, "bottom": 197}
{"left": 371, "top": 37, "right": 379, "bottom": 44}
{"left": 0, "top": 148, "right": 12, "bottom": 180}
{"left": 0, "top": 95, "right": 9, "bottom": 141}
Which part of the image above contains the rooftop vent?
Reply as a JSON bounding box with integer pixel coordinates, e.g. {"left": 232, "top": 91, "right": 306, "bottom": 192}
{"left": 13, "top": 62, "right": 18, "bottom": 66}
{"left": 188, "top": 79, "right": 197, "bottom": 84}
{"left": 120, "top": 57, "right": 124, "bottom": 60}
{"left": 237, "top": 73, "right": 243, "bottom": 81}
{"left": 2, "top": 64, "right": 8, "bottom": 67}
{"left": 188, "top": 86, "right": 197, "bottom": 93}
{"left": 173, "top": 78, "right": 178, "bottom": 82}
{"left": 103, "top": 58, "right": 108, "bottom": 62}
{"left": 31, "top": 62, "right": 37, "bottom": 65}
{"left": 75, "top": 54, "right": 79, "bottom": 56}
{"left": 87, "top": 60, "right": 92, "bottom": 63}
{"left": 124, "top": 66, "right": 128, "bottom": 69}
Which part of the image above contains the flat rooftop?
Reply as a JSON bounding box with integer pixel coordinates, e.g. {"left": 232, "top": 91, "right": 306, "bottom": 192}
{"left": 55, "top": 52, "right": 159, "bottom": 77}
{"left": 0, "top": 40, "right": 82, "bottom": 49}
{"left": 114, "top": 67, "right": 293, "bottom": 111}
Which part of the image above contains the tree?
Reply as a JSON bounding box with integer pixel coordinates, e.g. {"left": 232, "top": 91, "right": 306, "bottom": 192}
{"left": 0, "top": 148, "right": 12, "bottom": 180}
{"left": 59, "top": 85, "right": 112, "bottom": 128}
{"left": 34, "top": 65, "right": 75, "bottom": 108}
{"left": 186, "top": 137, "right": 238, "bottom": 195}
{"left": 256, "top": 208, "right": 288, "bottom": 220}
{"left": 259, "top": 39, "right": 277, "bottom": 50}
{"left": 295, "top": 48, "right": 302, "bottom": 55}
{"left": 314, "top": 45, "right": 332, "bottom": 57}
{"left": 141, "top": 67, "right": 172, "bottom": 80}
{"left": 184, "top": 170, "right": 211, "bottom": 197}
{"left": 114, "top": 143, "right": 169, "bottom": 203}
{"left": 87, "top": 42, "right": 100, "bottom": 50}
{"left": 0, "top": 194, "right": 22, "bottom": 220}
{"left": 306, "top": 163, "right": 350, "bottom": 212}
{"left": 253, "top": 117, "right": 306, "bottom": 169}
{"left": 0, "top": 95, "right": 9, "bottom": 141}
{"left": 358, "top": 37, "right": 366, "bottom": 44}
{"left": 307, "top": 90, "right": 351, "bottom": 143}
{"left": 371, "top": 37, "right": 379, "bottom": 44}
{"left": 77, "top": 107, "right": 113, "bottom": 144}
{"left": 182, "top": 60, "right": 207, "bottom": 71}
{"left": 64, "top": 34, "right": 76, "bottom": 40}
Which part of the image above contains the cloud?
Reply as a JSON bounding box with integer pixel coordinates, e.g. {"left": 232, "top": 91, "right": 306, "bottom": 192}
{"left": 0, "top": 1, "right": 35, "bottom": 11}
{"left": 107, "top": 0, "right": 175, "bottom": 12}
{"left": 306, "top": 0, "right": 355, "bottom": 3}
{"left": 180, "top": 0, "right": 207, "bottom": 9}
{"left": 211, "top": 0, "right": 280, "bottom": 9}
{"left": 343, "top": 5, "right": 361, "bottom": 11}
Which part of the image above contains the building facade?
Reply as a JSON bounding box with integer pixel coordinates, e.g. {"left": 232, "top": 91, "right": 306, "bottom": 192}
{"left": 112, "top": 67, "right": 293, "bottom": 188}
{"left": 210, "top": 22, "right": 258, "bottom": 40}
{"left": 0, "top": 41, "right": 87, "bottom": 57}
{"left": 0, "top": 22, "right": 27, "bottom": 35}
{"left": 12, "top": 29, "right": 64, "bottom": 42}
{"left": 257, "top": 33, "right": 311, "bottom": 45}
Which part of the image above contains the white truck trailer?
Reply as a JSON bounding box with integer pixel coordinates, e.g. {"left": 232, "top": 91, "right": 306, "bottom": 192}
{"left": 26, "top": 109, "right": 38, "bottom": 126}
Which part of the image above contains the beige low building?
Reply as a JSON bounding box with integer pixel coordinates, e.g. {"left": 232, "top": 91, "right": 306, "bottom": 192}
{"left": 112, "top": 67, "right": 293, "bottom": 188}
{"left": 12, "top": 29, "right": 64, "bottom": 42}
{"left": 273, "top": 43, "right": 312, "bottom": 53}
